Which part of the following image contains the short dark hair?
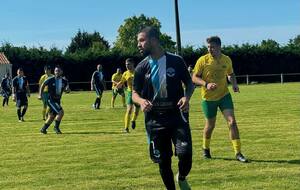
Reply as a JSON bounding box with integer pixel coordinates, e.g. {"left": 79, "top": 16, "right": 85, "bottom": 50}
{"left": 55, "top": 65, "right": 62, "bottom": 70}
{"left": 206, "top": 36, "right": 221, "bottom": 46}
{"left": 139, "top": 26, "right": 160, "bottom": 40}
{"left": 44, "top": 65, "right": 51, "bottom": 70}
{"left": 125, "top": 58, "right": 135, "bottom": 65}
{"left": 17, "top": 67, "right": 23, "bottom": 71}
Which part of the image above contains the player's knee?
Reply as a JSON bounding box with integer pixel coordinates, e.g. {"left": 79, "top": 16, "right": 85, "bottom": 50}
{"left": 227, "top": 119, "right": 237, "bottom": 127}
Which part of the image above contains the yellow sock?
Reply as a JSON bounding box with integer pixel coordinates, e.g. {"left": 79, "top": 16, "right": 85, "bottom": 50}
{"left": 203, "top": 138, "right": 211, "bottom": 149}
{"left": 124, "top": 112, "right": 130, "bottom": 129}
{"left": 111, "top": 98, "right": 115, "bottom": 108}
{"left": 131, "top": 111, "right": 138, "bottom": 122}
{"left": 231, "top": 139, "right": 241, "bottom": 155}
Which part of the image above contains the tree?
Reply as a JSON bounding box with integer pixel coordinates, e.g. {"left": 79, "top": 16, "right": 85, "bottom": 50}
{"left": 66, "top": 30, "right": 110, "bottom": 54}
{"left": 260, "top": 39, "right": 280, "bottom": 50}
{"left": 114, "top": 14, "right": 176, "bottom": 54}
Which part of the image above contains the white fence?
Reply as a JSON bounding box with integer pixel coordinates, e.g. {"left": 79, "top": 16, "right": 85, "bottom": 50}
{"left": 236, "top": 73, "right": 300, "bottom": 84}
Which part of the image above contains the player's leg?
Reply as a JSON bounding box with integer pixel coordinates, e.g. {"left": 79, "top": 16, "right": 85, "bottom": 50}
{"left": 40, "top": 112, "right": 55, "bottom": 134}
{"left": 147, "top": 125, "right": 175, "bottom": 190}
{"left": 93, "top": 85, "right": 102, "bottom": 109}
{"left": 221, "top": 94, "right": 248, "bottom": 162}
{"left": 54, "top": 109, "right": 64, "bottom": 134}
{"left": 120, "top": 89, "right": 126, "bottom": 107}
{"left": 131, "top": 104, "right": 139, "bottom": 129}
{"left": 173, "top": 112, "right": 192, "bottom": 190}
{"left": 124, "top": 104, "right": 133, "bottom": 133}
{"left": 16, "top": 94, "right": 22, "bottom": 122}
{"left": 201, "top": 100, "right": 218, "bottom": 158}
{"left": 111, "top": 89, "right": 117, "bottom": 108}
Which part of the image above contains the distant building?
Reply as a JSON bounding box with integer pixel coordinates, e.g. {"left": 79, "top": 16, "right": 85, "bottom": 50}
{"left": 0, "top": 52, "right": 12, "bottom": 78}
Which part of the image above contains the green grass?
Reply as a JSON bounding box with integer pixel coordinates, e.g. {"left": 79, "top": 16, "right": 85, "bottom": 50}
{"left": 0, "top": 83, "right": 299, "bottom": 190}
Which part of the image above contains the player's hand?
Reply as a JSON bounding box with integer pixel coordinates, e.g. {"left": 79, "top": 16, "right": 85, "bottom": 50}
{"left": 37, "top": 95, "right": 42, "bottom": 100}
{"left": 140, "top": 99, "right": 152, "bottom": 112}
{"left": 207, "top": 83, "right": 217, "bottom": 91}
{"left": 232, "top": 85, "right": 240, "bottom": 93}
{"left": 177, "top": 97, "right": 190, "bottom": 113}
{"left": 27, "top": 93, "right": 30, "bottom": 98}
{"left": 12, "top": 94, "right": 16, "bottom": 102}
{"left": 91, "top": 86, "right": 94, "bottom": 91}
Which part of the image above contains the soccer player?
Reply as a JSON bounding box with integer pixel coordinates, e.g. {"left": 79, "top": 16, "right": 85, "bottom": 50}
{"left": 1, "top": 73, "right": 12, "bottom": 107}
{"left": 116, "top": 58, "right": 139, "bottom": 133}
{"left": 12, "top": 68, "right": 30, "bottom": 122}
{"left": 38, "top": 65, "right": 53, "bottom": 120}
{"left": 111, "top": 68, "right": 125, "bottom": 108}
{"left": 39, "top": 65, "right": 70, "bottom": 134}
{"left": 91, "top": 64, "right": 106, "bottom": 109}
{"left": 192, "top": 36, "right": 248, "bottom": 163}
{"left": 133, "top": 26, "right": 194, "bottom": 190}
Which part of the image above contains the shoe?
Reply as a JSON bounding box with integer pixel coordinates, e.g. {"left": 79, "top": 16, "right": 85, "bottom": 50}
{"left": 131, "top": 121, "right": 136, "bottom": 130}
{"left": 203, "top": 148, "right": 212, "bottom": 159}
{"left": 176, "top": 173, "right": 191, "bottom": 190}
{"left": 40, "top": 128, "right": 47, "bottom": 134}
{"left": 18, "top": 120, "right": 22, "bottom": 123}
{"left": 54, "top": 127, "right": 62, "bottom": 134}
{"left": 21, "top": 117, "right": 25, "bottom": 122}
{"left": 236, "top": 153, "right": 248, "bottom": 163}
{"left": 123, "top": 128, "right": 129, "bottom": 133}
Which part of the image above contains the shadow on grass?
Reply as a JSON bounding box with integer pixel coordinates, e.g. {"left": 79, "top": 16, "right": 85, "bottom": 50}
{"left": 212, "top": 157, "right": 300, "bottom": 164}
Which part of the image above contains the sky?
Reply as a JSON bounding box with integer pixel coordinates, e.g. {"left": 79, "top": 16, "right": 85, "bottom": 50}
{"left": 1, "top": 0, "right": 299, "bottom": 50}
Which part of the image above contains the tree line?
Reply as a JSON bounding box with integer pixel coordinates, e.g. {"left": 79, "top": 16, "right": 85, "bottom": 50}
{"left": 1, "top": 14, "right": 299, "bottom": 90}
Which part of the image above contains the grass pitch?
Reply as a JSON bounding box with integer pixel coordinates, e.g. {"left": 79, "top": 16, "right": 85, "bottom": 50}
{"left": 0, "top": 83, "right": 299, "bottom": 190}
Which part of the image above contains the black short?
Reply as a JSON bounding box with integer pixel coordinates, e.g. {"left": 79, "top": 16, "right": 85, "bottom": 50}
{"left": 145, "top": 111, "right": 192, "bottom": 163}
{"left": 94, "top": 84, "right": 104, "bottom": 97}
{"left": 47, "top": 99, "right": 62, "bottom": 115}
{"left": 16, "top": 92, "right": 28, "bottom": 107}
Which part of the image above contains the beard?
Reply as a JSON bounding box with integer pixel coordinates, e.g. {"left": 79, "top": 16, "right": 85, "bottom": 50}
{"left": 139, "top": 48, "right": 151, "bottom": 57}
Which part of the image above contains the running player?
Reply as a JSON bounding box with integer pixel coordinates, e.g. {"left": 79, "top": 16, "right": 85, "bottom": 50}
{"left": 1, "top": 73, "right": 12, "bottom": 107}
{"left": 38, "top": 65, "right": 53, "bottom": 120}
{"left": 12, "top": 68, "right": 30, "bottom": 122}
{"left": 116, "top": 58, "right": 139, "bottom": 133}
{"left": 192, "top": 36, "right": 248, "bottom": 163}
{"left": 39, "top": 65, "right": 70, "bottom": 134}
{"left": 133, "top": 26, "right": 194, "bottom": 190}
{"left": 91, "top": 64, "right": 106, "bottom": 109}
{"left": 111, "top": 68, "right": 125, "bottom": 108}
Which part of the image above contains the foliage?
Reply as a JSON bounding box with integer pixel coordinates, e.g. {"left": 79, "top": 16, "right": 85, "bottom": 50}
{"left": 66, "top": 30, "right": 110, "bottom": 54}
{"left": 114, "top": 14, "right": 176, "bottom": 54}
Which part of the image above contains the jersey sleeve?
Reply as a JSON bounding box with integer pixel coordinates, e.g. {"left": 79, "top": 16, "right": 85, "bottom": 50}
{"left": 133, "top": 65, "right": 144, "bottom": 95}
{"left": 120, "top": 73, "right": 127, "bottom": 84}
{"left": 193, "top": 56, "right": 205, "bottom": 76}
{"left": 226, "top": 57, "right": 234, "bottom": 75}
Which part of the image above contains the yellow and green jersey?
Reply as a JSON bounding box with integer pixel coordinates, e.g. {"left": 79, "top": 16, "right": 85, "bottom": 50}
{"left": 39, "top": 74, "right": 53, "bottom": 92}
{"left": 193, "top": 53, "right": 233, "bottom": 101}
{"left": 111, "top": 72, "right": 122, "bottom": 89}
{"left": 120, "top": 70, "right": 134, "bottom": 92}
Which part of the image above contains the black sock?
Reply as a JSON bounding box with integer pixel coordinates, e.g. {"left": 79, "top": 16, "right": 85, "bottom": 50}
{"left": 42, "top": 123, "right": 51, "bottom": 130}
{"left": 178, "top": 154, "right": 192, "bottom": 180}
{"left": 54, "top": 120, "right": 61, "bottom": 128}
{"left": 17, "top": 109, "right": 21, "bottom": 120}
{"left": 95, "top": 97, "right": 101, "bottom": 108}
{"left": 159, "top": 158, "right": 176, "bottom": 190}
{"left": 6, "top": 98, "right": 9, "bottom": 105}
{"left": 21, "top": 108, "right": 27, "bottom": 117}
{"left": 2, "top": 98, "right": 5, "bottom": 106}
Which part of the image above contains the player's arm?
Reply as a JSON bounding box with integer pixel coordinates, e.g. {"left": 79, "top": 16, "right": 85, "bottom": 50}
{"left": 12, "top": 79, "right": 16, "bottom": 101}
{"left": 178, "top": 58, "right": 194, "bottom": 112}
{"left": 25, "top": 79, "right": 30, "bottom": 97}
{"left": 192, "top": 59, "right": 217, "bottom": 90}
{"left": 38, "top": 81, "right": 46, "bottom": 99}
{"left": 228, "top": 73, "right": 239, "bottom": 92}
{"left": 116, "top": 75, "right": 125, "bottom": 89}
{"left": 90, "top": 72, "right": 95, "bottom": 90}
{"left": 132, "top": 67, "right": 152, "bottom": 112}
{"left": 64, "top": 81, "right": 71, "bottom": 93}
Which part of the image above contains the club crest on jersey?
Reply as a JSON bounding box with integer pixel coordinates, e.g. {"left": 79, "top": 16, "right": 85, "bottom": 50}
{"left": 166, "top": 67, "right": 175, "bottom": 77}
